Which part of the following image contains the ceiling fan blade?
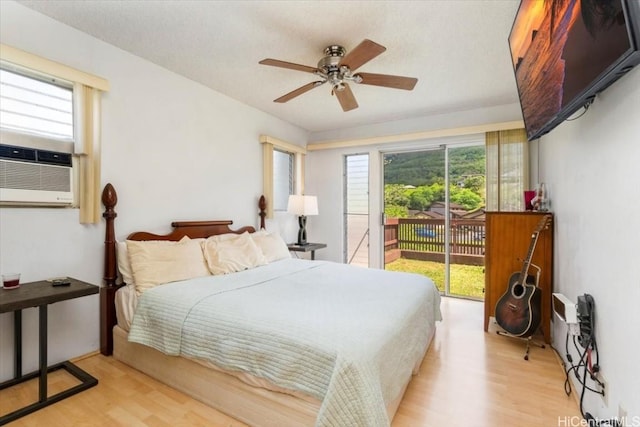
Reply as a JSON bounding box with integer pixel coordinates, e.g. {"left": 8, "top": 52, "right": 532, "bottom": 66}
{"left": 259, "top": 58, "right": 318, "bottom": 74}
{"left": 334, "top": 83, "right": 358, "bottom": 112}
{"left": 356, "top": 72, "right": 418, "bottom": 90}
{"left": 339, "top": 39, "right": 386, "bottom": 71}
{"left": 274, "top": 81, "right": 325, "bottom": 103}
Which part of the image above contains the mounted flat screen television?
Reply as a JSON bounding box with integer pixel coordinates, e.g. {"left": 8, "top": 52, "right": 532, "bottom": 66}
{"left": 509, "top": 0, "right": 640, "bottom": 141}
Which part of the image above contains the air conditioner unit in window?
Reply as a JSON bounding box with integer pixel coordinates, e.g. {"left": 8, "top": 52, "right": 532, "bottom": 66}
{"left": 0, "top": 144, "right": 74, "bottom": 206}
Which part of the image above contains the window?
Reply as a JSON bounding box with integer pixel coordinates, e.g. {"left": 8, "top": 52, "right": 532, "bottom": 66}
{"left": 485, "top": 129, "right": 529, "bottom": 211}
{"left": 272, "top": 149, "right": 294, "bottom": 211}
{"left": 260, "top": 135, "right": 306, "bottom": 218}
{"left": 0, "top": 67, "right": 74, "bottom": 141}
{"left": 1, "top": 66, "right": 76, "bottom": 206}
{"left": 0, "top": 43, "right": 109, "bottom": 222}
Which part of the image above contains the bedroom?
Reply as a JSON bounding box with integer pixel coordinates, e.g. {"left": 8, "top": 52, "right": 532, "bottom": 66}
{"left": 0, "top": 1, "right": 638, "bottom": 426}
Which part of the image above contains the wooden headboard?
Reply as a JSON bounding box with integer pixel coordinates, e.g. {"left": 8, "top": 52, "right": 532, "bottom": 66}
{"left": 100, "top": 183, "right": 267, "bottom": 355}
{"left": 128, "top": 220, "right": 256, "bottom": 241}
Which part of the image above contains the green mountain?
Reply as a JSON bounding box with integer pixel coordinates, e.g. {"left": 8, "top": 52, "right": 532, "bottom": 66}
{"left": 383, "top": 146, "right": 485, "bottom": 187}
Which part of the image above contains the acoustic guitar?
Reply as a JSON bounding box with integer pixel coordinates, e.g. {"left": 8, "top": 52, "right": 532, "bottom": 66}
{"left": 495, "top": 215, "right": 552, "bottom": 337}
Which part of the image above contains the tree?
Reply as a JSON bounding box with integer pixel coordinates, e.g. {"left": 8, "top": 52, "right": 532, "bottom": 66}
{"left": 384, "top": 184, "right": 410, "bottom": 207}
{"left": 385, "top": 204, "right": 408, "bottom": 218}
{"left": 450, "top": 187, "right": 483, "bottom": 210}
{"left": 409, "top": 190, "right": 430, "bottom": 211}
{"left": 407, "top": 185, "right": 442, "bottom": 210}
{"left": 429, "top": 182, "right": 446, "bottom": 203}
{"left": 461, "top": 175, "right": 485, "bottom": 194}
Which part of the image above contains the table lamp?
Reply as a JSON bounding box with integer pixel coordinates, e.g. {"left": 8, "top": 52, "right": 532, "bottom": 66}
{"left": 287, "top": 195, "right": 318, "bottom": 246}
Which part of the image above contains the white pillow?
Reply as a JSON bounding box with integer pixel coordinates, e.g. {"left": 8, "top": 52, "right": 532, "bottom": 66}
{"left": 251, "top": 230, "right": 291, "bottom": 263}
{"left": 126, "top": 237, "right": 210, "bottom": 295}
{"left": 210, "top": 232, "right": 248, "bottom": 242}
{"left": 116, "top": 240, "right": 135, "bottom": 285}
{"left": 202, "top": 232, "right": 267, "bottom": 275}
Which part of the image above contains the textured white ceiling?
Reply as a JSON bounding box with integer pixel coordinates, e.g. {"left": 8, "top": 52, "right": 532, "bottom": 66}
{"left": 17, "top": 0, "right": 521, "bottom": 133}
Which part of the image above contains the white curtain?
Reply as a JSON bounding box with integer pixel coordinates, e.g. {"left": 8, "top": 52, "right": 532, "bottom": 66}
{"left": 75, "top": 83, "right": 103, "bottom": 223}
{"left": 262, "top": 142, "right": 275, "bottom": 218}
{"left": 486, "top": 129, "right": 529, "bottom": 211}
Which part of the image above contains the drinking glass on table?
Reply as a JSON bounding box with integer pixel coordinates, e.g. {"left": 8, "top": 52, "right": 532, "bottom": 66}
{"left": 2, "top": 273, "right": 21, "bottom": 289}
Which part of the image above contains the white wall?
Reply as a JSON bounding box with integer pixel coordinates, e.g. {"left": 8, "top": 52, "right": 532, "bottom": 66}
{"left": 539, "top": 68, "right": 640, "bottom": 420}
{"left": 0, "top": 1, "right": 307, "bottom": 380}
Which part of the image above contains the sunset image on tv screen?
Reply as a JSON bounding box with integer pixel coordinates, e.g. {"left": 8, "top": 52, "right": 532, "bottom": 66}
{"left": 509, "top": 0, "right": 631, "bottom": 140}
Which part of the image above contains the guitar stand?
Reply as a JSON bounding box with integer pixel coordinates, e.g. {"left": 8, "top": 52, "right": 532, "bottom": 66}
{"left": 496, "top": 330, "right": 546, "bottom": 360}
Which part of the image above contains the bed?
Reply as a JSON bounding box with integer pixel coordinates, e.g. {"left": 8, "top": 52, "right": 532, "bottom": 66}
{"left": 99, "top": 183, "right": 442, "bottom": 427}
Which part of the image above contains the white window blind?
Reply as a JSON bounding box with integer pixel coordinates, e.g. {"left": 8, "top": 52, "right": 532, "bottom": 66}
{"left": 344, "top": 154, "right": 369, "bottom": 266}
{"left": 273, "top": 149, "right": 294, "bottom": 211}
{"left": 0, "top": 68, "right": 73, "bottom": 141}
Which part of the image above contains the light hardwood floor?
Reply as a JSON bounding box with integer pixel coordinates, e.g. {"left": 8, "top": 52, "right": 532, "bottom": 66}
{"left": 1, "top": 297, "right": 579, "bottom": 426}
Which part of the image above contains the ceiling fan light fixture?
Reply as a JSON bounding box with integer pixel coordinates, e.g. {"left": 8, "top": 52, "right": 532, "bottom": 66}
{"left": 259, "top": 39, "right": 418, "bottom": 112}
{"left": 324, "top": 45, "right": 346, "bottom": 58}
{"left": 328, "top": 70, "right": 341, "bottom": 86}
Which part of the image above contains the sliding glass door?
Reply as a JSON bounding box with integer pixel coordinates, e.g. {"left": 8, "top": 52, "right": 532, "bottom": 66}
{"left": 447, "top": 145, "right": 486, "bottom": 298}
{"left": 383, "top": 144, "right": 485, "bottom": 299}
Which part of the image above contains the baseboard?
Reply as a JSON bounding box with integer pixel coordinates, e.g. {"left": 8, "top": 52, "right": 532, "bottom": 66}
{"left": 70, "top": 350, "right": 101, "bottom": 363}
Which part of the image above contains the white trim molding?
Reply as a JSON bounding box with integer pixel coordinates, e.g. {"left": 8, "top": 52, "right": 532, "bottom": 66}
{"left": 307, "top": 120, "right": 524, "bottom": 151}
{"left": 0, "top": 43, "right": 109, "bottom": 91}
{"left": 259, "top": 135, "right": 306, "bottom": 154}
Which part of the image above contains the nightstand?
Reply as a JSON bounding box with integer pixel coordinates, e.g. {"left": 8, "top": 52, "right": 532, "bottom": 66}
{"left": 0, "top": 277, "right": 99, "bottom": 424}
{"left": 287, "top": 243, "right": 327, "bottom": 260}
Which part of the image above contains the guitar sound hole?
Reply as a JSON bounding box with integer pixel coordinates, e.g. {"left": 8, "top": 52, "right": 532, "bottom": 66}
{"left": 512, "top": 284, "right": 524, "bottom": 297}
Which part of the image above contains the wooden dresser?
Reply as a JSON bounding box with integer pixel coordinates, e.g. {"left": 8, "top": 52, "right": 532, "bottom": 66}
{"left": 484, "top": 212, "right": 554, "bottom": 343}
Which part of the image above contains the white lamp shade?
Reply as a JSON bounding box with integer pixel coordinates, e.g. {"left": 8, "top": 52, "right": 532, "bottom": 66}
{"left": 287, "top": 195, "right": 318, "bottom": 216}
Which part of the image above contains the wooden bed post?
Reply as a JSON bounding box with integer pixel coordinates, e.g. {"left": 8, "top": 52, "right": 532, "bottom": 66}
{"left": 259, "top": 195, "right": 267, "bottom": 230}
{"left": 100, "top": 183, "right": 119, "bottom": 355}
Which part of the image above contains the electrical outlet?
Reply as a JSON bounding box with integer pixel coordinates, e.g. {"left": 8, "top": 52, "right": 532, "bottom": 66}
{"left": 596, "top": 373, "right": 608, "bottom": 406}
{"left": 618, "top": 404, "right": 627, "bottom": 427}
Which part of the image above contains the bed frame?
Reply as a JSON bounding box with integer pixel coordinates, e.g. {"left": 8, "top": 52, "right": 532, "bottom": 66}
{"left": 100, "top": 183, "right": 267, "bottom": 356}
{"left": 99, "top": 183, "right": 419, "bottom": 426}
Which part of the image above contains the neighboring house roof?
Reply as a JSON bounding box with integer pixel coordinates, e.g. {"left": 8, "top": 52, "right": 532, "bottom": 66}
{"left": 430, "top": 201, "right": 465, "bottom": 209}
{"left": 462, "top": 207, "right": 486, "bottom": 219}
{"left": 410, "top": 210, "right": 444, "bottom": 219}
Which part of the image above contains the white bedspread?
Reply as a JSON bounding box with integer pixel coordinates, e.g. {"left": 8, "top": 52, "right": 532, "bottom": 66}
{"left": 129, "top": 259, "right": 441, "bottom": 427}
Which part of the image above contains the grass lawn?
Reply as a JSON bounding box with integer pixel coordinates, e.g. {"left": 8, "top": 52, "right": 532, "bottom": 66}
{"left": 386, "top": 258, "right": 485, "bottom": 299}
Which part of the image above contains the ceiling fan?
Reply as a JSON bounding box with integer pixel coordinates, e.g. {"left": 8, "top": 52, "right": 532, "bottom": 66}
{"left": 259, "top": 39, "right": 418, "bottom": 112}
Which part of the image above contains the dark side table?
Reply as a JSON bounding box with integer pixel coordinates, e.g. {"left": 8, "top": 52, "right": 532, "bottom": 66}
{"left": 287, "top": 243, "right": 327, "bottom": 260}
{"left": 0, "top": 278, "right": 99, "bottom": 425}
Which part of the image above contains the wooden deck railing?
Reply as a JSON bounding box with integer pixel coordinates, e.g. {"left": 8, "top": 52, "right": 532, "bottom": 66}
{"left": 385, "top": 218, "right": 485, "bottom": 265}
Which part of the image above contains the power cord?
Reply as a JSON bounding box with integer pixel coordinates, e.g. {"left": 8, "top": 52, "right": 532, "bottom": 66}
{"left": 556, "top": 295, "right": 621, "bottom": 427}
{"left": 566, "top": 97, "right": 595, "bottom": 121}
